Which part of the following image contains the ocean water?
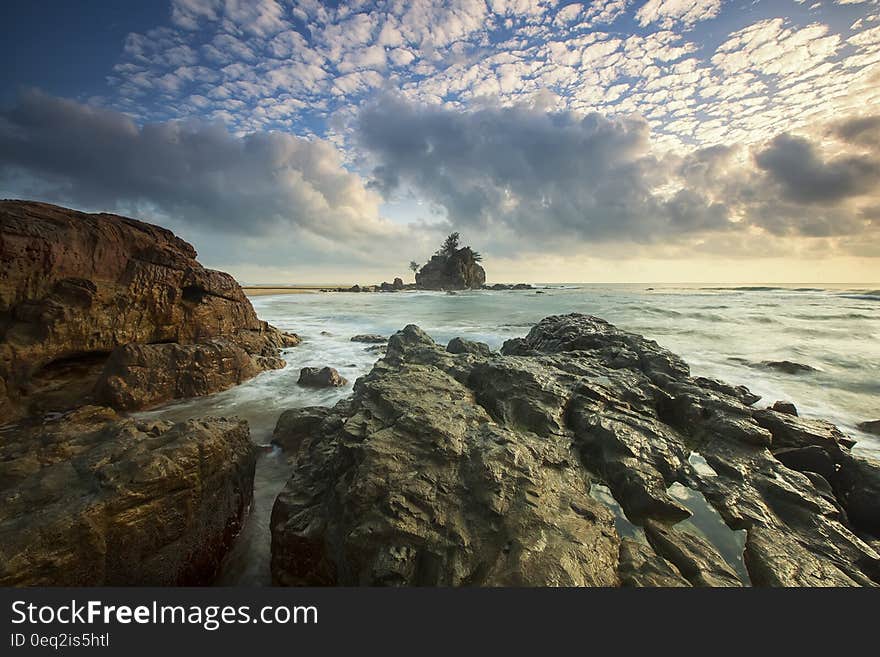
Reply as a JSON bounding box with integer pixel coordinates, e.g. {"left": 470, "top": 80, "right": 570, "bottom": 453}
{"left": 140, "top": 283, "right": 880, "bottom": 585}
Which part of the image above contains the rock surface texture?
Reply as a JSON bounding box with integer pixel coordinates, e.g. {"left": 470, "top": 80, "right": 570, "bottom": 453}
{"left": 0, "top": 406, "right": 254, "bottom": 585}
{"left": 0, "top": 200, "right": 298, "bottom": 418}
{"left": 271, "top": 314, "right": 880, "bottom": 587}
{"left": 415, "top": 247, "right": 486, "bottom": 290}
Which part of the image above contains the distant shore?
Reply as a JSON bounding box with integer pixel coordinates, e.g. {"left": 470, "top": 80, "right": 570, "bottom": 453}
{"left": 242, "top": 285, "right": 346, "bottom": 296}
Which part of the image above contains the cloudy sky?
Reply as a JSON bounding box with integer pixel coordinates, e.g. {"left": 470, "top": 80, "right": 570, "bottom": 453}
{"left": 2, "top": 0, "right": 879, "bottom": 283}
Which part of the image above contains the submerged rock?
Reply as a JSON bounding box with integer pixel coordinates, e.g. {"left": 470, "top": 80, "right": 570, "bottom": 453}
{"left": 857, "top": 420, "right": 880, "bottom": 436}
{"left": 760, "top": 360, "right": 819, "bottom": 375}
{"left": 0, "top": 407, "right": 254, "bottom": 585}
{"left": 298, "top": 366, "right": 347, "bottom": 388}
{"left": 350, "top": 334, "right": 387, "bottom": 343}
{"left": 271, "top": 314, "right": 880, "bottom": 587}
{"left": 0, "top": 200, "right": 297, "bottom": 418}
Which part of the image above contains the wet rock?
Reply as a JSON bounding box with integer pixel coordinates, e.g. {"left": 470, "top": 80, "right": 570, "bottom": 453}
{"left": 760, "top": 360, "right": 818, "bottom": 375}
{"left": 94, "top": 341, "right": 261, "bottom": 411}
{"left": 0, "top": 200, "right": 294, "bottom": 418}
{"left": 617, "top": 539, "right": 691, "bottom": 587}
{"left": 272, "top": 406, "right": 333, "bottom": 455}
{"left": 350, "top": 334, "right": 387, "bottom": 343}
{"left": 857, "top": 420, "right": 880, "bottom": 436}
{"left": 643, "top": 521, "right": 743, "bottom": 587}
{"left": 0, "top": 407, "right": 254, "bottom": 585}
{"left": 298, "top": 367, "right": 347, "bottom": 388}
{"left": 446, "top": 337, "right": 492, "bottom": 357}
{"left": 271, "top": 314, "right": 880, "bottom": 587}
{"left": 771, "top": 400, "right": 798, "bottom": 416}
{"left": 693, "top": 377, "right": 761, "bottom": 405}
{"left": 834, "top": 454, "right": 880, "bottom": 536}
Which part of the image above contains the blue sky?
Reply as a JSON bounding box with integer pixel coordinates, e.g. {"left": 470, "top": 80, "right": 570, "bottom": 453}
{"left": 2, "top": 1, "right": 880, "bottom": 283}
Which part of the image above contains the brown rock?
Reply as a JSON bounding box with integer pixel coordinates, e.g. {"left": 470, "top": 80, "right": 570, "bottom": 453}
{"left": 298, "top": 366, "right": 347, "bottom": 388}
{"left": 0, "top": 200, "right": 296, "bottom": 417}
{"left": 0, "top": 407, "right": 254, "bottom": 585}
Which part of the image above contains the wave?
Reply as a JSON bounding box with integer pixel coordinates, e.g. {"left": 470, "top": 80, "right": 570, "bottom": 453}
{"left": 838, "top": 294, "right": 880, "bottom": 302}
{"left": 700, "top": 286, "right": 784, "bottom": 292}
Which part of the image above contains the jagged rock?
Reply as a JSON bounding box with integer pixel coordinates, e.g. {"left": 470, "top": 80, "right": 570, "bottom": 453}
{"left": 0, "top": 407, "right": 254, "bottom": 585}
{"left": 446, "top": 337, "right": 492, "bottom": 357}
{"left": 0, "top": 200, "right": 296, "bottom": 418}
{"left": 271, "top": 314, "right": 880, "bottom": 587}
{"left": 416, "top": 247, "right": 486, "bottom": 290}
{"left": 643, "top": 521, "right": 743, "bottom": 587}
{"left": 693, "top": 377, "right": 761, "bottom": 405}
{"left": 298, "top": 366, "right": 347, "bottom": 388}
{"left": 617, "top": 539, "right": 691, "bottom": 587}
{"left": 771, "top": 400, "right": 798, "bottom": 416}
{"left": 350, "top": 334, "right": 387, "bottom": 344}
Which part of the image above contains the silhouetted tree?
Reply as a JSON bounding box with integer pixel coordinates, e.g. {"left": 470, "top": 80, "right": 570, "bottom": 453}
{"left": 471, "top": 251, "right": 483, "bottom": 262}
{"left": 441, "top": 232, "right": 460, "bottom": 256}
{"left": 409, "top": 261, "right": 419, "bottom": 274}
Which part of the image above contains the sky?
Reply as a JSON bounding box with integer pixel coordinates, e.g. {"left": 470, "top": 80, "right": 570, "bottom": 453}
{"left": 1, "top": 0, "right": 879, "bottom": 284}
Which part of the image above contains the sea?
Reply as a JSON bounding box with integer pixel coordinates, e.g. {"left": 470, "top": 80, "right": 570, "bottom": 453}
{"left": 139, "top": 283, "right": 880, "bottom": 585}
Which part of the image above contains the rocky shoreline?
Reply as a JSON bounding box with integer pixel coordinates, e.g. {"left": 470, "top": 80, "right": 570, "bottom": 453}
{"left": 269, "top": 315, "right": 880, "bottom": 586}
{"left": 2, "top": 200, "right": 878, "bottom": 587}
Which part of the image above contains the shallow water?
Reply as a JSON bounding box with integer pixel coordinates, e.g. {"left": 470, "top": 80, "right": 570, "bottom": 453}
{"left": 139, "top": 283, "right": 880, "bottom": 585}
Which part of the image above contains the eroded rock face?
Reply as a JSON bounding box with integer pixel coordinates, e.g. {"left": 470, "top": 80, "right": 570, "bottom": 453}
{"left": 0, "top": 407, "right": 254, "bottom": 586}
{"left": 415, "top": 247, "right": 486, "bottom": 290}
{"left": 0, "top": 200, "right": 298, "bottom": 417}
{"left": 271, "top": 314, "right": 880, "bottom": 587}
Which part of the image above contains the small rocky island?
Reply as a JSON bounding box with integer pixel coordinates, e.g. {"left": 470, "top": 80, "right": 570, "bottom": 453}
{"left": 414, "top": 232, "right": 486, "bottom": 290}
{"left": 328, "top": 233, "right": 534, "bottom": 292}
{"left": 1, "top": 200, "right": 878, "bottom": 587}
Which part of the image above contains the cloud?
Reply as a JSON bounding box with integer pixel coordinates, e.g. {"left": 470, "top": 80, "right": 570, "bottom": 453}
{"left": 754, "top": 133, "right": 880, "bottom": 204}
{"left": 357, "top": 94, "right": 733, "bottom": 249}
{"left": 635, "top": 0, "right": 722, "bottom": 29}
{"left": 0, "top": 90, "right": 390, "bottom": 246}
{"left": 832, "top": 114, "right": 880, "bottom": 147}
{"left": 357, "top": 95, "right": 880, "bottom": 253}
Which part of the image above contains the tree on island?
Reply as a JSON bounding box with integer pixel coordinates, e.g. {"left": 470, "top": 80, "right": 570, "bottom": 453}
{"left": 441, "top": 232, "right": 460, "bottom": 256}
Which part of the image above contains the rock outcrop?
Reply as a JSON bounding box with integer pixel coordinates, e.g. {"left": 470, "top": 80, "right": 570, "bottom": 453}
{"left": 271, "top": 314, "right": 880, "bottom": 587}
{"left": 415, "top": 247, "right": 486, "bottom": 290}
{"left": 0, "top": 200, "right": 299, "bottom": 418}
{"left": 0, "top": 407, "right": 254, "bottom": 586}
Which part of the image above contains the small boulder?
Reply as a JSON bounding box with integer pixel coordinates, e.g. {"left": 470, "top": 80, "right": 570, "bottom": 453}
{"left": 298, "top": 367, "right": 347, "bottom": 388}
{"left": 771, "top": 401, "right": 798, "bottom": 416}
{"left": 447, "top": 337, "right": 492, "bottom": 357}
